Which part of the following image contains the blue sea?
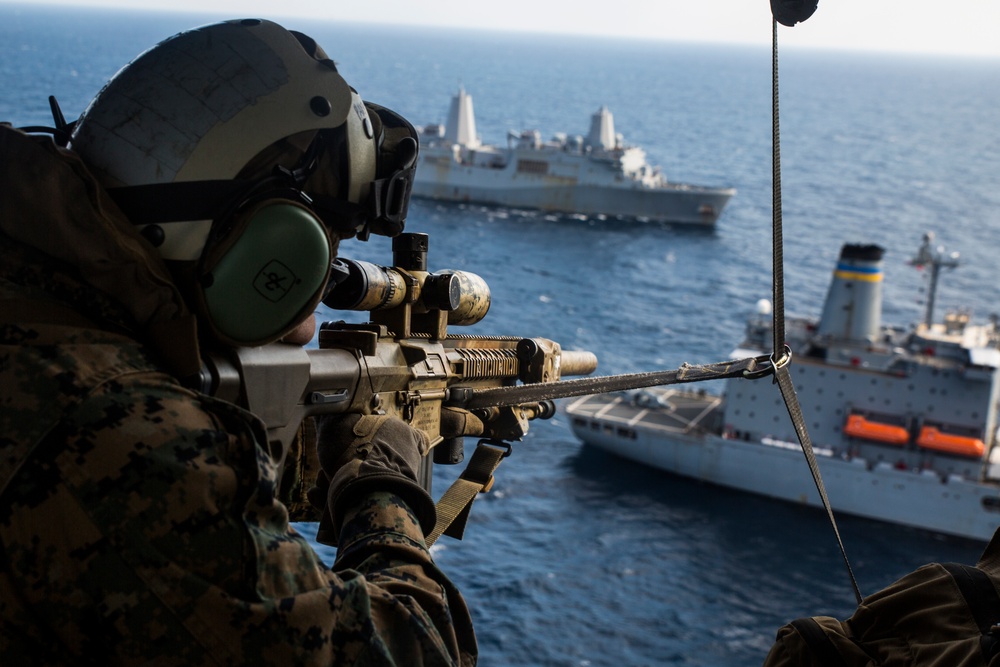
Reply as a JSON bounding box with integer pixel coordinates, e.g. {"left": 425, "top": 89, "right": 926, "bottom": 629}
{"left": 4, "top": 4, "right": 1000, "bottom": 664}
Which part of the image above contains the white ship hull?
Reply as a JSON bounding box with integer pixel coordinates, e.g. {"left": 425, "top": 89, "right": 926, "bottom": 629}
{"left": 566, "top": 392, "right": 1000, "bottom": 542}
{"left": 565, "top": 238, "right": 1000, "bottom": 543}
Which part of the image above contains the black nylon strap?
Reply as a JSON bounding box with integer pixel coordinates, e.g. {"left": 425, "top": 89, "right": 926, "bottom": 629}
{"left": 771, "top": 20, "right": 786, "bottom": 358}
{"left": 771, "top": 19, "right": 862, "bottom": 605}
{"left": 942, "top": 563, "right": 1000, "bottom": 661}
{"left": 776, "top": 366, "right": 863, "bottom": 604}
{"left": 462, "top": 354, "right": 772, "bottom": 411}
{"left": 942, "top": 563, "right": 1000, "bottom": 635}
{"left": 789, "top": 618, "right": 844, "bottom": 667}
{"left": 107, "top": 180, "right": 253, "bottom": 224}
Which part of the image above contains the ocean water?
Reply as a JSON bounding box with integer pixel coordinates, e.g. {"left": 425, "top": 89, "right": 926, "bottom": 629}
{"left": 4, "top": 4, "right": 1000, "bottom": 665}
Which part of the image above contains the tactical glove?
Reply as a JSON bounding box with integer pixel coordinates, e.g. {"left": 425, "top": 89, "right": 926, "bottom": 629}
{"left": 440, "top": 406, "right": 485, "bottom": 439}
{"left": 311, "top": 414, "right": 436, "bottom": 546}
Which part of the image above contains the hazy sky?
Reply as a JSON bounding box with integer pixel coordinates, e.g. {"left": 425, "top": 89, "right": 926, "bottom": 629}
{"left": 7, "top": 0, "right": 1000, "bottom": 58}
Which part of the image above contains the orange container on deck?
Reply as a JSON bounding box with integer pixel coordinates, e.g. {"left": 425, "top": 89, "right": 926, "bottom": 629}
{"left": 844, "top": 414, "right": 910, "bottom": 445}
{"left": 916, "top": 426, "right": 985, "bottom": 458}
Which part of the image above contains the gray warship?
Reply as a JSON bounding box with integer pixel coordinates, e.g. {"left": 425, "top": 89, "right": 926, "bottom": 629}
{"left": 412, "top": 88, "right": 736, "bottom": 227}
{"left": 566, "top": 235, "right": 1000, "bottom": 542}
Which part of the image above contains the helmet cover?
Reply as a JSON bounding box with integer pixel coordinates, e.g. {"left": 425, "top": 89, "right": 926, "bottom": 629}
{"left": 70, "top": 18, "right": 418, "bottom": 345}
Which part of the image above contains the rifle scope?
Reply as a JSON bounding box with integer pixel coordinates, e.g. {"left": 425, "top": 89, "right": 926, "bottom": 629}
{"left": 323, "top": 234, "right": 491, "bottom": 326}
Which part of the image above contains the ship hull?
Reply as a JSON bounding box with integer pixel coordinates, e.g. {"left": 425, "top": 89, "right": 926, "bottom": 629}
{"left": 413, "top": 148, "right": 734, "bottom": 226}
{"left": 565, "top": 391, "right": 1000, "bottom": 542}
{"left": 565, "top": 240, "right": 1000, "bottom": 543}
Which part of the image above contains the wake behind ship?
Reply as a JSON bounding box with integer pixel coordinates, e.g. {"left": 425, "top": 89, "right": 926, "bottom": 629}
{"left": 412, "top": 88, "right": 736, "bottom": 226}
{"left": 566, "top": 235, "right": 1000, "bottom": 542}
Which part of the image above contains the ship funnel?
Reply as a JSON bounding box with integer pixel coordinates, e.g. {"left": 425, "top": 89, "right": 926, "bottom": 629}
{"left": 585, "top": 106, "right": 616, "bottom": 151}
{"left": 444, "top": 87, "right": 480, "bottom": 148}
{"left": 816, "top": 243, "right": 885, "bottom": 343}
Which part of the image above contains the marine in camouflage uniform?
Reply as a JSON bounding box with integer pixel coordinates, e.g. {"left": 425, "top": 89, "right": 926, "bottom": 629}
{"left": 0, "top": 67, "right": 476, "bottom": 667}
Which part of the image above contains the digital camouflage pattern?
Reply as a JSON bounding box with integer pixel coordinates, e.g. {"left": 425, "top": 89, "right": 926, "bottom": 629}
{"left": 0, "top": 126, "right": 476, "bottom": 666}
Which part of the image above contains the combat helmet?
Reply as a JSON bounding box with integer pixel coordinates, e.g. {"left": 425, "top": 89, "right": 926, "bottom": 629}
{"left": 70, "top": 18, "right": 418, "bottom": 346}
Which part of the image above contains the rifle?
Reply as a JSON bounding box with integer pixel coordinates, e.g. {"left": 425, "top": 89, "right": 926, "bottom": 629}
{"left": 196, "top": 232, "right": 772, "bottom": 542}
{"left": 194, "top": 231, "right": 598, "bottom": 539}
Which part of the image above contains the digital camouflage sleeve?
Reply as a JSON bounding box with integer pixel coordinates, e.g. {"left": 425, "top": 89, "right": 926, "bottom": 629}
{"left": 0, "top": 240, "right": 477, "bottom": 666}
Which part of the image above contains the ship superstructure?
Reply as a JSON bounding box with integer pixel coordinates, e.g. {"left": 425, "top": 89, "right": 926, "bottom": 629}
{"left": 413, "top": 88, "right": 736, "bottom": 226}
{"left": 566, "top": 235, "right": 1000, "bottom": 541}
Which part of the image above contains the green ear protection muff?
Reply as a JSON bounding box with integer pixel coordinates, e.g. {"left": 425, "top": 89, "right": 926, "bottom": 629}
{"left": 198, "top": 198, "right": 332, "bottom": 345}
{"left": 107, "top": 178, "right": 335, "bottom": 346}
{"left": 68, "top": 18, "right": 421, "bottom": 347}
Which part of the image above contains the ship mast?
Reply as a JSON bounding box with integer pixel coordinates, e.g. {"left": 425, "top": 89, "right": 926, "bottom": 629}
{"left": 910, "top": 232, "right": 961, "bottom": 328}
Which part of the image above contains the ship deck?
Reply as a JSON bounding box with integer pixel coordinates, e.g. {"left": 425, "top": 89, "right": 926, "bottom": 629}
{"left": 563, "top": 389, "right": 723, "bottom": 437}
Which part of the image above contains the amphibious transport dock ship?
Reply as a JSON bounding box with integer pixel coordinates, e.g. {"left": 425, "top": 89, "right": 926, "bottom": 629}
{"left": 413, "top": 88, "right": 736, "bottom": 227}
{"left": 566, "top": 235, "right": 1000, "bottom": 542}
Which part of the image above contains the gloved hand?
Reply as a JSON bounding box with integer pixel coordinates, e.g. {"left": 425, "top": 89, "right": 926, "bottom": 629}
{"left": 439, "top": 406, "right": 485, "bottom": 439}
{"left": 311, "top": 413, "right": 436, "bottom": 546}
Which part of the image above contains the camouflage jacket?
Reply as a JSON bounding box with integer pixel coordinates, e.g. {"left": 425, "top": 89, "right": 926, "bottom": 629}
{"left": 0, "top": 126, "right": 476, "bottom": 665}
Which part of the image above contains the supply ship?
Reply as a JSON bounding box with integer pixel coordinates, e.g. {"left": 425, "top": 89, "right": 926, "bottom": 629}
{"left": 566, "top": 235, "right": 1000, "bottom": 542}
{"left": 413, "top": 88, "right": 736, "bottom": 227}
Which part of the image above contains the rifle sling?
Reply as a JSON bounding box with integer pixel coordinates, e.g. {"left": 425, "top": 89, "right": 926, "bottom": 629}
{"left": 427, "top": 440, "right": 509, "bottom": 546}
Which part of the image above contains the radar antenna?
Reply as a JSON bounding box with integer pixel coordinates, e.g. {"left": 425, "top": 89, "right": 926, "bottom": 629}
{"left": 910, "top": 231, "right": 961, "bottom": 328}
